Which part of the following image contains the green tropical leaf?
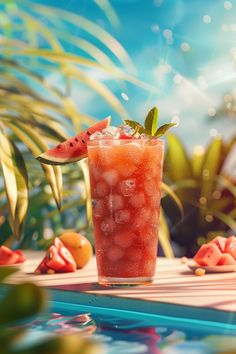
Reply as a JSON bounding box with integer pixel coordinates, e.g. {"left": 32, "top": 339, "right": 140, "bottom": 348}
{"left": 191, "top": 147, "right": 205, "bottom": 179}
{"left": 0, "top": 282, "right": 46, "bottom": 325}
{"left": 0, "top": 267, "right": 18, "bottom": 283}
{"left": 94, "top": 0, "right": 120, "bottom": 28}
{"left": 154, "top": 123, "right": 176, "bottom": 137}
{"left": 210, "top": 209, "right": 236, "bottom": 232}
{"left": 165, "top": 133, "right": 193, "bottom": 182}
{"left": 217, "top": 175, "right": 236, "bottom": 198}
{"left": 29, "top": 2, "right": 134, "bottom": 70}
{"left": 200, "top": 137, "right": 223, "bottom": 200}
{"left": 159, "top": 207, "right": 174, "bottom": 258}
{"left": 0, "top": 130, "right": 28, "bottom": 239}
{"left": 124, "top": 120, "right": 145, "bottom": 133}
{"left": 6, "top": 122, "right": 62, "bottom": 210}
{"left": 78, "top": 160, "right": 92, "bottom": 227}
{"left": 145, "top": 107, "right": 158, "bottom": 135}
{"left": 161, "top": 182, "right": 184, "bottom": 219}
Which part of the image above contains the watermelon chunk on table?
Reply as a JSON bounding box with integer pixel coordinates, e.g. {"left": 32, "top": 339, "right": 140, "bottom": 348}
{"left": 209, "top": 236, "right": 226, "bottom": 252}
{"left": 0, "top": 246, "right": 19, "bottom": 265}
{"left": 35, "top": 237, "right": 76, "bottom": 274}
{"left": 217, "top": 253, "right": 236, "bottom": 266}
{"left": 224, "top": 236, "right": 236, "bottom": 260}
{"left": 193, "top": 243, "right": 222, "bottom": 266}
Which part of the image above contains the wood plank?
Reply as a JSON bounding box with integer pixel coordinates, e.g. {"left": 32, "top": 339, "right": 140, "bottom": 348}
{"left": 5, "top": 251, "right": 236, "bottom": 317}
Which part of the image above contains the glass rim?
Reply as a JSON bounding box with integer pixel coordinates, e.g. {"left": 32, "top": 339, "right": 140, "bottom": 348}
{"left": 87, "top": 138, "right": 164, "bottom": 146}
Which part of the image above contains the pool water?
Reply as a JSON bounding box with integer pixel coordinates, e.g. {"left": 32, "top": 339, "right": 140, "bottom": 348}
{"left": 20, "top": 302, "right": 236, "bottom": 354}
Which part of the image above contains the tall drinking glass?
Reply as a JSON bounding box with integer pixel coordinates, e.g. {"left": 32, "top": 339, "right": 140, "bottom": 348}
{"left": 87, "top": 139, "right": 164, "bottom": 286}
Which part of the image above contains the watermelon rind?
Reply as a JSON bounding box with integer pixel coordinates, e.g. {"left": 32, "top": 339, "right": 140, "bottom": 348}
{"left": 37, "top": 117, "right": 110, "bottom": 166}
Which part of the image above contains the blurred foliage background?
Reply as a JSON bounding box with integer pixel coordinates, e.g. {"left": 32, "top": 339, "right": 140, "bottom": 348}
{"left": 0, "top": 0, "right": 235, "bottom": 257}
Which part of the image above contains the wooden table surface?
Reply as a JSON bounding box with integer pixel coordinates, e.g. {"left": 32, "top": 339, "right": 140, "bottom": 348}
{"left": 6, "top": 251, "right": 236, "bottom": 322}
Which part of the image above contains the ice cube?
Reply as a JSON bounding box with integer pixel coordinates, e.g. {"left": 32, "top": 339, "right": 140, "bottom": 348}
{"left": 120, "top": 178, "right": 136, "bottom": 196}
{"left": 101, "top": 126, "right": 118, "bottom": 137}
{"left": 90, "top": 131, "right": 103, "bottom": 140}
{"left": 102, "top": 170, "right": 119, "bottom": 186}
{"left": 107, "top": 194, "right": 124, "bottom": 211}
{"left": 114, "top": 231, "right": 136, "bottom": 248}
{"left": 117, "top": 125, "right": 135, "bottom": 138}
{"left": 149, "top": 193, "right": 161, "bottom": 209}
{"left": 114, "top": 209, "right": 131, "bottom": 224}
{"left": 129, "top": 192, "right": 145, "bottom": 208}
{"left": 130, "top": 247, "right": 143, "bottom": 261}
{"left": 118, "top": 163, "right": 137, "bottom": 178}
{"left": 127, "top": 143, "right": 143, "bottom": 165}
{"left": 144, "top": 179, "right": 157, "bottom": 196}
{"left": 133, "top": 208, "right": 152, "bottom": 228}
{"left": 107, "top": 246, "right": 124, "bottom": 262}
{"left": 100, "top": 217, "right": 116, "bottom": 234}
{"left": 94, "top": 181, "right": 109, "bottom": 198}
{"left": 92, "top": 199, "right": 106, "bottom": 218}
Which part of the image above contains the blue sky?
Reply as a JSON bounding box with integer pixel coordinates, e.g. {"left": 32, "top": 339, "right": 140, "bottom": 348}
{"left": 37, "top": 0, "right": 236, "bottom": 148}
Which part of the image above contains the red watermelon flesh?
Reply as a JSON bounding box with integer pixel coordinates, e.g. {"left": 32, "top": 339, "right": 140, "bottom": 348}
{"left": 209, "top": 236, "right": 226, "bottom": 252}
{"left": 59, "top": 246, "right": 76, "bottom": 272}
{"left": 15, "top": 250, "right": 26, "bottom": 263}
{"left": 37, "top": 117, "right": 110, "bottom": 165}
{"left": 193, "top": 243, "right": 222, "bottom": 266}
{"left": 34, "top": 239, "right": 76, "bottom": 274}
{"left": 53, "top": 237, "right": 64, "bottom": 250}
{"left": 217, "top": 253, "right": 236, "bottom": 266}
{"left": 224, "top": 236, "right": 236, "bottom": 260}
{"left": 45, "top": 245, "right": 66, "bottom": 271}
{"left": 0, "top": 246, "right": 20, "bottom": 265}
{"left": 35, "top": 258, "right": 48, "bottom": 274}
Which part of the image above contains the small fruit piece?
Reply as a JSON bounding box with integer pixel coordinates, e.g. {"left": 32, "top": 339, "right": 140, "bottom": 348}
{"left": 224, "top": 236, "right": 236, "bottom": 260}
{"left": 47, "top": 268, "right": 55, "bottom": 275}
{"left": 193, "top": 243, "right": 222, "bottom": 266}
{"left": 217, "top": 253, "right": 236, "bottom": 266}
{"left": 53, "top": 237, "right": 64, "bottom": 250}
{"left": 59, "top": 232, "right": 93, "bottom": 269}
{"left": 59, "top": 246, "right": 76, "bottom": 272}
{"left": 34, "top": 239, "right": 76, "bottom": 274}
{"left": 34, "top": 258, "right": 47, "bottom": 274}
{"left": 195, "top": 268, "right": 206, "bottom": 276}
{"left": 180, "top": 256, "right": 188, "bottom": 264}
{"left": 45, "top": 245, "right": 66, "bottom": 271}
{"left": 14, "top": 250, "right": 26, "bottom": 263}
{"left": 0, "top": 246, "right": 20, "bottom": 265}
{"left": 209, "top": 236, "right": 226, "bottom": 252}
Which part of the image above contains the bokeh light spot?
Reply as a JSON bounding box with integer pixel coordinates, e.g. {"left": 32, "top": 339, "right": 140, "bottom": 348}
{"left": 203, "top": 15, "right": 211, "bottom": 24}
{"left": 222, "top": 23, "right": 229, "bottom": 32}
{"left": 171, "top": 115, "right": 180, "bottom": 126}
{"left": 199, "top": 197, "right": 207, "bottom": 205}
{"left": 173, "top": 74, "right": 182, "bottom": 84}
{"left": 209, "top": 128, "right": 218, "bottom": 137}
{"left": 121, "top": 92, "right": 129, "bottom": 101}
{"left": 163, "top": 29, "right": 172, "bottom": 39}
{"left": 208, "top": 107, "right": 216, "bottom": 117}
{"left": 181, "top": 42, "right": 190, "bottom": 52}
{"left": 151, "top": 24, "right": 160, "bottom": 33}
{"left": 224, "top": 1, "right": 232, "bottom": 10}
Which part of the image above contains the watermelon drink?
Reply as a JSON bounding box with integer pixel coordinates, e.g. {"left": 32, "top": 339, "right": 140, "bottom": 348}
{"left": 87, "top": 132, "right": 164, "bottom": 285}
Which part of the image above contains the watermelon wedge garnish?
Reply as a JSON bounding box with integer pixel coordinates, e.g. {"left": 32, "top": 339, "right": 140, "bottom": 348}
{"left": 34, "top": 237, "right": 76, "bottom": 274}
{"left": 37, "top": 117, "right": 110, "bottom": 165}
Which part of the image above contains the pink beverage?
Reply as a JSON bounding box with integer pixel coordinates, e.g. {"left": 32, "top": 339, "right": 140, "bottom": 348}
{"left": 87, "top": 138, "right": 164, "bottom": 285}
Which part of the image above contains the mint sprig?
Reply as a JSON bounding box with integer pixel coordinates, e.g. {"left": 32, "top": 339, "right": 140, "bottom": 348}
{"left": 124, "top": 106, "right": 176, "bottom": 138}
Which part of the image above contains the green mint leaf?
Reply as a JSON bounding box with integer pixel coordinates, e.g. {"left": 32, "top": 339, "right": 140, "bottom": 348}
{"left": 145, "top": 107, "right": 158, "bottom": 135}
{"left": 124, "top": 120, "right": 145, "bottom": 134}
{"left": 154, "top": 123, "right": 176, "bottom": 137}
